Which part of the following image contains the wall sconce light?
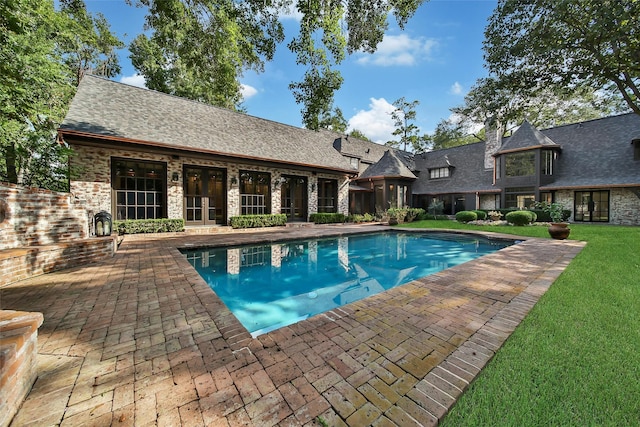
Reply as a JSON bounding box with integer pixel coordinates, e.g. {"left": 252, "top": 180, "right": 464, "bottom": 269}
{"left": 171, "top": 172, "right": 180, "bottom": 182}
{"left": 311, "top": 183, "right": 316, "bottom": 192}
{"left": 230, "top": 176, "right": 238, "bottom": 187}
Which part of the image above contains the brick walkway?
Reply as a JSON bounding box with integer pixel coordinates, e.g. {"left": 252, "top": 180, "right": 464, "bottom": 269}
{"left": 2, "top": 225, "right": 585, "bottom": 426}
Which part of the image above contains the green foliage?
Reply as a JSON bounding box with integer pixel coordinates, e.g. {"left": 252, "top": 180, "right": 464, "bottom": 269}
{"left": 388, "top": 97, "right": 426, "bottom": 152}
{"left": 289, "top": 1, "right": 424, "bottom": 129}
{"left": 472, "top": 210, "right": 487, "bottom": 220}
{"left": 114, "top": 218, "right": 185, "bottom": 234}
{"left": 483, "top": 0, "right": 639, "bottom": 117}
{"left": 427, "top": 118, "right": 484, "bottom": 150}
{"left": 505, "top": 210, "right": 534, "bottom": 226}
{"left": 347, "top": 213, "right": 375, "bottom": 223}
{"left": 455, "top": 211, "right": 477, "bottom": 223}
{"left": 348, "top": 129, "right": 371, "bottom": 141}
{"left": 1, "top": 0, "right": 122, "bottom": 191}
{"left": 130, "top": 0, "right": 285, "bottom": 110}
{"left": 318, "top": 105, "right": 347, "bottom": 132}
{"left": 229, "top": 214, "right": 287, "bottom": 229}
{"left": 427, "top": 199, "right": 444, "bottom": 216}
{"left": 310, "top": 213, "right": 346, "bottom": 224}
{"left": 534, "top": 201, "right": 570, "bottom": 223}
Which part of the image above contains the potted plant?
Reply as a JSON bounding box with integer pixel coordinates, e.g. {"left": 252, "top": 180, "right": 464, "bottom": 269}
{"left": 535, "top": 201, "right": 570, "bottom": 240}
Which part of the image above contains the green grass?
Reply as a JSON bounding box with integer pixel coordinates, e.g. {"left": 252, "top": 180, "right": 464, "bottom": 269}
{"left": 400, "top": 220, "right": 640, "bottom": 426}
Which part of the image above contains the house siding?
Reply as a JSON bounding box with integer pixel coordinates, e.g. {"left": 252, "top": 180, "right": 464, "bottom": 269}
{"left": 70, "top": 144, "right": 349, "bottom": 223}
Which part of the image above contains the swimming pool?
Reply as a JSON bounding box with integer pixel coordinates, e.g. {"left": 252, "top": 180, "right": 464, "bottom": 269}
{"left": 181, "top": 231, "right": 513, "bottom": 336}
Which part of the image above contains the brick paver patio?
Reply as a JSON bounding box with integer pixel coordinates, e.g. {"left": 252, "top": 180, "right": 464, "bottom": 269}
{"left": 1, "top": 225, "right": 585, "bottom": 426}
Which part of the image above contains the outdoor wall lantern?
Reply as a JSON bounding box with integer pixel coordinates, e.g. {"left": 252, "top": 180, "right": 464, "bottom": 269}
{"left": 311, "top": 183, "right": 316, "bottom": 192}
{"left": 171, "top": 172, "right": 180, "bottom": 182}
{"left": 94, "top": 211, "right": 112, "bottom": 237}
{"left": 230, "top": 176, "right": 238, "bottom": 188}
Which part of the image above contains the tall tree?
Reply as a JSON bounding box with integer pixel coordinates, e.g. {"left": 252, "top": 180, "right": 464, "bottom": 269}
{"left": 318, "top": 106, "right": 347, "bottom": 132}
{"left": 129, "top": 0, "right": 285, "bottom": 110}
{"left": 427, "top": 119, "right": 483, "bottom": 151}
{"left": 58, "top": 0, "right": 124, "bottom": 86}
{"left": 291, "top": 0, "right": 428, "bottom": 129}
{"left": 0, "top": 0, "right": 123, "bottom": 190}
{"left": 387, "top": 97, "right": 428, "bottom": 152}
{"left": 484, "top": 0, "right": 640, "bottom": 116}
{"left": 452, "top": 76, "right": 627, "bottom": 136}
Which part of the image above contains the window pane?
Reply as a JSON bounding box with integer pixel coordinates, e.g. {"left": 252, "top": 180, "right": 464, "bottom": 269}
{"left": 505, "top": 151, "right": 535, "bottom": 176}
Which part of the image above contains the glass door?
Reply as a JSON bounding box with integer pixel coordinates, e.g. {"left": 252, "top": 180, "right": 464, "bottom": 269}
{"left": 184, "top": 167, "right": 227, "bottom": 225}
{"left": 574, "top": 191, "right": 609, "bottom": 222}
{"left": 281, "top": 175, "right": 308, "bottom": 222}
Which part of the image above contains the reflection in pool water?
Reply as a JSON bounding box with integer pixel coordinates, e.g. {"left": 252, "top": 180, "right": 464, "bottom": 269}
{"left": 181, "top": 232, "right": 512, "bottom": 336}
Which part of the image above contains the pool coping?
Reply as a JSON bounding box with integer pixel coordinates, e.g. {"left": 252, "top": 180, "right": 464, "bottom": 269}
{"left": 3, "top": 224, "right": 586, "bottom": 426}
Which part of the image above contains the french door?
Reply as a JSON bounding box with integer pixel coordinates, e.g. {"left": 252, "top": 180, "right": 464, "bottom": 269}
{"left": 281, "top": 175, "right": 308, "bottom": 222}
{"left": 184, "top": 167, "right": 227, "bottom": 225}
{"left": 574, "top": 190, "right": 609, "bottom": 222}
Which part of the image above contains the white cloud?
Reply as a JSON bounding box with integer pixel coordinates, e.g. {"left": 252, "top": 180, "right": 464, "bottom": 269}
{"left": 356, "top": 34, "right": 438, "bottom": 67}
{"left": 347, "top": 98, "right": 397, "bottom": 144}
{"left": 240, "top": 84, "right": 258, "bottom": 100}
{"left": 450, "top": 81, "right": 463, "bottom": 95}
{"left": 119, "top": 73, "right": 146, "bottom": 88}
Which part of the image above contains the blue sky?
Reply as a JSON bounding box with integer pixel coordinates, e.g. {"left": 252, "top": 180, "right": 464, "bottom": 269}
{"left": 84, "top": 0, "right": 496, "bottom": 144}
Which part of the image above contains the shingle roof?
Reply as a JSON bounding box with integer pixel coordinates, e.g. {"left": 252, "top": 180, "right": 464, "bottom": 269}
{"left": 60, "top": 76, "right": 356, "bottom": 174}
{"left": 496, "top": 120, "right": 560, "bottom": 154}
{"left": 538, "top": 113, "right": 640, "bottom": 189}
{"left": 333, "top": 136, "right": 415, "bottom": 172}
{"left": 357, "top": 150, "right": 417, "bottom": 180}
{"left": 412, "top": 142, "right": 497, "bottom": 194}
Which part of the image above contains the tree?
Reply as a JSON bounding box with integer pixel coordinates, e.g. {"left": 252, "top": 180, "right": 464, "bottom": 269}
{"left": 290, "top": 0, "right": 428, "bottom": 128}
{"left": 452, "top": 76, "right": 627, "bottom": 136}
{"left": 318, "top": 106, "right": 347, "bottom": 133}
{"left": 58, "top": 0, "right": 124, "bottom": 86}
{"left": 387, "top": 97, "right": 428, "bottom": 152}
{"left": 428, "top": 119, "right": 483, "bottom": 151}
{"left": 129, "top": 0, "right": 285, "bottom": 110}
{"left": 0, "top": 0, "right": 123, "bottom": 190}
{"left": 484, "top": 0, "right": 640, "bottom": 116}
{"left": 348, "top": 129, "right": 371, "bottom": 142}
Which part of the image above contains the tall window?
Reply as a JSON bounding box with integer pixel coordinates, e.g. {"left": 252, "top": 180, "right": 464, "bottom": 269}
{"left": 317, "top": 179, "right": 337, "bottom": 213}
{"left": 542, "top": 150, "right": 555, "bottom": 175}
{"left": 429, "top": 167, "right": 450, "bottom": 179}
{"left": 575, "top": 190, "right": 609, "bottom": 222}
{"left": 505, "top": 151, "right": 535, "bottom": 176}
{"left": 505, "top": 187, "right": 535, "bottom": 209}
{"left": 113, "top": 159, "right": 166, "bottom": 220}
{"left": 240, "top": 170, "right": 270, "bottom": 215}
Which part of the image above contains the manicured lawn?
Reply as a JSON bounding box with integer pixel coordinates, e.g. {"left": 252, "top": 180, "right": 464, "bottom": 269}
{"left": 401, "top": 221, "right": 640, "bottom": 426}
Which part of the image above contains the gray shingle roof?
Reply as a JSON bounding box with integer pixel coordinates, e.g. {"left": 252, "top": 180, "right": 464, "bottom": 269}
{"left": 412, "top": 142, "right": 497, "bottom": 194}
{"left": 497, "top": 120, "right": 560, "bottom": 153}
{"left": 357, "top": 150, "right": 417, "bottom": 180}
{"left": 333, "top": 136, "right": 415, "bottom": 172}
{"left": 60, "top": 76, "right": 356, "bottom": 173}
{"left": 538, "top": 113, "right": 640, "bottom": 189}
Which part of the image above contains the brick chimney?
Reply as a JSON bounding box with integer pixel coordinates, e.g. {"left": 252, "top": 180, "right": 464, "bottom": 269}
{"left": 484, "top": 117, "right": 504, "bottom": 169}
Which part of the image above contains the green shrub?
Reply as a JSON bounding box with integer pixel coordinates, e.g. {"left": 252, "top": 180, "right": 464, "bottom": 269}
{"left": 505, "top": 210, "right": 534, "bottom": 226}
{"left": 528, "top": 210, "right": 538, "bottom": 222}
{"left": 310, "top": 213, "right": 346, "bottom": 224}
{"left": 347, "top": 213, "right": 375, "bottom": 223}
{"left": 455, "top": 211, "right": 477, "bottom": 223}
{"left": 472, "top": 210, "right": 487, "bottom": 220}
{"left": 229, "top": 214, "right": 287, "bottom": 228}
{"left": 114, "top": 218, "right": 185, "bottom": 234}
{"left": 406, "top": 208, "right": 425, "bottom": 223}
{"left": 387, "top": 208, "right": 408, "bottom": 223}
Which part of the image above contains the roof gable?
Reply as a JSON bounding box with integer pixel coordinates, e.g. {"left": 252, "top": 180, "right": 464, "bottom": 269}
{"left": 357, "top": 150, "right": 417, "bottom": 180}
{"left": 497, "top": 120, "right": 560, "bottom": 154}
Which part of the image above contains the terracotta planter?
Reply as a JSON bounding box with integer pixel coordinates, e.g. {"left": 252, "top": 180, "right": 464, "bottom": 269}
{"left": 548, "top": 223, "right": 571, "bottom": 240}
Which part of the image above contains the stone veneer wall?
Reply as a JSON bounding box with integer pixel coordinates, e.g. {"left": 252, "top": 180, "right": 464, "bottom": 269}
{"left": 70, "top": 144, "right": 350, "bottom": 221}
{"left": 555, "top": 188, "right": 640, "bottom": 225}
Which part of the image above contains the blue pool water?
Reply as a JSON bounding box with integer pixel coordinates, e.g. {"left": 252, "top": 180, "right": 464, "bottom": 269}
{"left": 181, "top": 232, "right": 512, "bottom": 336}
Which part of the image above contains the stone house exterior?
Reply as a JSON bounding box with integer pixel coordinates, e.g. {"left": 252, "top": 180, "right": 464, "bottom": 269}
{"left": 59, "top": 76, "right": 640, "bottom": 228}
{"left": 60, "top": 76, "right": 356, "bottom": 228}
